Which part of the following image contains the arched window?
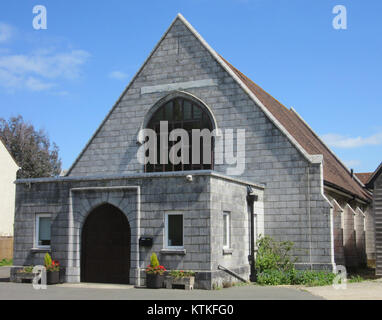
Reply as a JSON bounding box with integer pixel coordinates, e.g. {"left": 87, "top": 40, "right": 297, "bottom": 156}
{"left": 145, "top": 97, "right": 214, "bottom": 172}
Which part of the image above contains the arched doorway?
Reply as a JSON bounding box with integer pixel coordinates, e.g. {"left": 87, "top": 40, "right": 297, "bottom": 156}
{"left": 81, "top": 203, "right": 131, "bottom": 284}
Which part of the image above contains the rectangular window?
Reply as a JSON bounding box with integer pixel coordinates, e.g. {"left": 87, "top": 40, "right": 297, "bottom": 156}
{"left": 35, "top": 214, "right": 51, "bottom": 248}
{"left": 165, "top": 214, "right": 183, "bottom": 248}
{"left": 223, "top": 212, "right": 230, "bottom": 249}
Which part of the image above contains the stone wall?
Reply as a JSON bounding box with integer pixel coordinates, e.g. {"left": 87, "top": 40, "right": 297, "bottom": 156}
{"left": 13, "top": 171, "right": 263, "bottom": 288}
{"left": 67, "top": 17, "right": 333, "bottom": 269}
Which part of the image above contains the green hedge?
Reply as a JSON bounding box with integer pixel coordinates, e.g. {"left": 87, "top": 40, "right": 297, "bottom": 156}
{"left": 257, "top": 269, "right": 336, "bottom": 286}
{"left": 255, "top": 236, "right": 336, "bottom": 286}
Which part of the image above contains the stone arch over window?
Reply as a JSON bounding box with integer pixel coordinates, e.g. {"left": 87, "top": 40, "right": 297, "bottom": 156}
{"left": 142, "top": 91, "right": 217, "bottom": 172}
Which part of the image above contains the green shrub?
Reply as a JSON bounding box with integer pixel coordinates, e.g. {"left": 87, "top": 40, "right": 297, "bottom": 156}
{"left": 17, "top": 266, "right": 34, "bottom": 273}
{"left": 169, "top": 270, "right": 195, "bottom": 278}
{"left": 348, "top": 275, "right": 364, "bottom": 283}
{"left": 0, "top": 258, "right": 12, "bottom": 266}
{"left": 150, "top": 252, "right": 160, "bottom": 268}
{"left": 257, "top": 270, "right": 292, "bottom": 285}
{"left": 256, "top": 235, "right": 297, "bottom": 273}
{"left": 255, "top": 236, "right": 335, "bottom": 286}
{"left": 44, "top": 253, "right": 52, "bottom": 268}
{"left": 293, "top": 270, "right": 336, "bottom": 286}
{"left": 257, "top": 269, "right": 336, "bottom": 286}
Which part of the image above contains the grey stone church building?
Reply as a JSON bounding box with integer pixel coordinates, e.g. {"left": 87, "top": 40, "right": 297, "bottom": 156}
{"left": 12, "top": 14, "right": 375, "bottom": 289}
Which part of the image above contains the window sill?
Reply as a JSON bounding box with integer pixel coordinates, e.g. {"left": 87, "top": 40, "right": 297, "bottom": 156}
{"left": 160, "top": 248, "right": 186, "bottom": 255}
{"left": 31, "top": 247, "right": 51, "bottom": 253}
{"left": 223, "top": 248, "right": 233, "bottom": 255}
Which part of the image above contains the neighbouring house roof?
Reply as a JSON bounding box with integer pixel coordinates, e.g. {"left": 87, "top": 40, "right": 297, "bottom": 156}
{"left": 366, "top": 162, "right": 382, "bottom": 188}
{"left": 220, "top": 56, "right": 371, "bottom": 202}
{"left": 355, "top": 172, "right": 373, "bottom": 185}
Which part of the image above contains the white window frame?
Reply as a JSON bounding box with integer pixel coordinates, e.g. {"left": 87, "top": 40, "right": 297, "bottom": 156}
{"left": 223, "top": 212, "right": 231, "bottom": 249}
{"left": 34, "top": 213, "right": 52, "bottom": 249}
{"left": 164, "top": 213, "right": 184, "bottom": 249}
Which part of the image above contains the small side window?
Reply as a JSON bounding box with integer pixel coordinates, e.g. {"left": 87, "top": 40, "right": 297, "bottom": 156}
{"left": 223, "top": 212, "right": 230, "bottom": 249}
{"left": 165, "top": 214, "right": 183, "bottom": 248}
{"left": 35, "top": 214, "right": 51, "bottom": 248}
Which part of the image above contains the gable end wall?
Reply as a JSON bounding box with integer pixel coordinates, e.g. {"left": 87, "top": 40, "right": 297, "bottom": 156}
{"left": 68, "top": 18, "right": 333, "bottom": 268}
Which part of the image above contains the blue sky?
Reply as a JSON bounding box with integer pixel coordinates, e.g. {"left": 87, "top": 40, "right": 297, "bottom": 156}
{"left": 0, "top": 0, "right": 381, "bottom": 173}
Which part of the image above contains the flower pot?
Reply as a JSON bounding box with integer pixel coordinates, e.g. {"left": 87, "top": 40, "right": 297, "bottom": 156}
{"left": 47, "top": 271, "right": 59, "bottom": 285}
{"left": 146, "top": 273, "right": 164, "bottom": 289}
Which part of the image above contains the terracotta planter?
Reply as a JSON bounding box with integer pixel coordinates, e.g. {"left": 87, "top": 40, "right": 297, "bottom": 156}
{"left": 146, "top": 273, "right": 164, "bottom": 289}
{"left": 47, "top": 271, "right": 59, "bottom": 285}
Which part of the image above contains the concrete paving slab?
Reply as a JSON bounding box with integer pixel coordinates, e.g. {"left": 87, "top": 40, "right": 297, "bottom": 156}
{"left": 301, "top": 280, "right": 382, "bottom": 300}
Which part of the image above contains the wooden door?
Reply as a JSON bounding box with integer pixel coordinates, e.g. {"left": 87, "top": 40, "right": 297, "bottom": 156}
{"left": 81, "top": 203, "right": 130, "bottom": 284}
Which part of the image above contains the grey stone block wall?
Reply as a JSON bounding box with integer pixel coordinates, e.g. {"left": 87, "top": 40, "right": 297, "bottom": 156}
{"left": 65, "top": 17, "right": 334, "bottom": 269}
{"left": 13, "top": 171, "right": 263, "bottom": 288}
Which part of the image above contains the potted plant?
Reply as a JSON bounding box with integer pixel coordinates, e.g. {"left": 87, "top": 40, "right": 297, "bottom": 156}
{"left": 145, "top": 253, "right": 166, "bottom": 289}
{"left": 44, "top": 253, "right": 60, "bottom": 285}
{"left": 166, "top": 270, "right": 195, "bottom": 290}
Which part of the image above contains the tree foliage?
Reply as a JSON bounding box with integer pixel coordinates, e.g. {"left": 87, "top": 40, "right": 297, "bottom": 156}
{"left": 0, "top": 115, "right": 62, "bottom": 179}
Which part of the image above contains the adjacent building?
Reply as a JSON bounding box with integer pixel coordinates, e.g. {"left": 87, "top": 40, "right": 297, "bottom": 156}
{"left": 366, "top": 163, "right": 382, "bottom": 276}
{"left": 0, "top": 139, "right": 19, "bottom": 259}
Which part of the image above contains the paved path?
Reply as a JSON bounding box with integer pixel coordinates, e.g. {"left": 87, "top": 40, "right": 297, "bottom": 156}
{"left": 0, "top": 282, "right": 321, "bottom": 300}
{"left": 0, "top": 267, "right": 10, "bottom": 282}
{"left": 303, "top": 279, "right": 382, "bottom": 300}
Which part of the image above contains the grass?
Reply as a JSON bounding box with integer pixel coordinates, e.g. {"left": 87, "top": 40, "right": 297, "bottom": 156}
{"left": 347, "top": 267, "right": 378, "bottom": 281}
{"left": 0, "top": 258, "right": 12, "bottom": 266}
{"left": 348, "top": 275, "right": 364, "bottom": 283}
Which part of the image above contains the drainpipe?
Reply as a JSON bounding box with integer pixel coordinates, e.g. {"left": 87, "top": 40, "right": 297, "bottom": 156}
{"left": 247, "top": 186, "right": 258, "bottom": 282}
{"left": 307, "top": 165, "right": 313, "bottom": 270}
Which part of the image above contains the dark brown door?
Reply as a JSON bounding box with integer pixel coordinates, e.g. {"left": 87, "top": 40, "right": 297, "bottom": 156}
{"left": 81, "top": 203, "right": 130, "bottom": 284}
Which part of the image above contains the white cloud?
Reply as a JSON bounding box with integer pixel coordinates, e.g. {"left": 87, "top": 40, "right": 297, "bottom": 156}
{"left": 0, "top": 49, "right": 90, "bottom": 92}
{"left": 343, "top": 159, "right": 361, "bottom": 168}
{"left": 0, "top": 23, "right": 13, "bottom": 43}
{"left": 0, "top": 21, "right": 90, "bottom": 92}
{"left": 0, "top": 50, "right": 90, "bottom": 79}
{"left": 108, "top": 70, "right": 128, "bottom": 80}
{"left": 25, "top": 77, "right": 54, "bottom": 91}
{"left": 321, "top": 132, "right": 382, "bottom": 148}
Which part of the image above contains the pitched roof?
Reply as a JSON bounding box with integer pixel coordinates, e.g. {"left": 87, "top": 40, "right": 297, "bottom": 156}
{"left": 65, "top": 13, "right": 372, "bottom": 203}
{"left": 220, "top": 56, "right": 371, "bottom": 202}
{"left": 355, "top": 172, "right": 373, "bottom": 185}
{"left": 366, "top": 162, "right": 382, "bottom": 188}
